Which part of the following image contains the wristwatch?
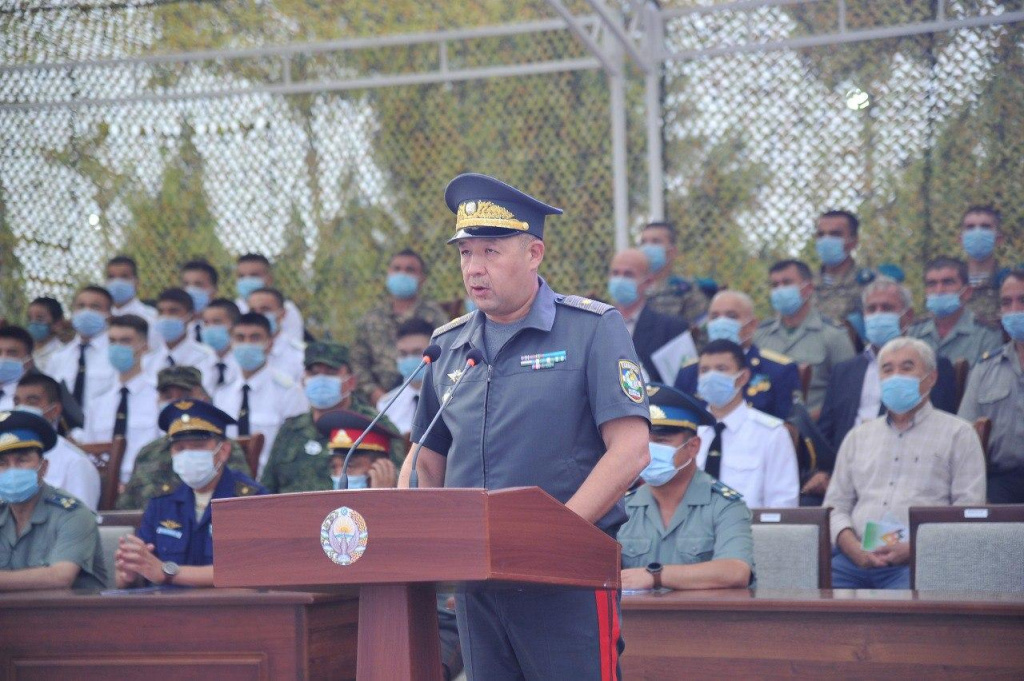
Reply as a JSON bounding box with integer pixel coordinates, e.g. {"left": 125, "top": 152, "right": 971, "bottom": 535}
{"left": 161, "top": 561, "right": 180, "bottom": 585}
{"left": 645, "top": 562, "right": 663, "bottom": 589}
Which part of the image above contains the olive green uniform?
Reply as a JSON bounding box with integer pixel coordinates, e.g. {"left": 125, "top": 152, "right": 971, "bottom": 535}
{"left": 813, "top": 262, "right": 862, "bottom": 324}
{"left": 645, "top": 276, "right": 709, "bottom": 325}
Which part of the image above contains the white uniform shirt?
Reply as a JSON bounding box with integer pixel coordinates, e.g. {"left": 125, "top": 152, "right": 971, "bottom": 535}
{"left": 236, "top": 297, "right": 305, "bottom": 342}
{"left": 44, "top": 436, "right": 101, "bottom": 511}
{"left": 376, "top": 383, "right": 422, "bottom": 437}
{"left": 32, "top": 336, "right": 66, "bottom": 375}
{"left": 48, "top": 334, "right": 115, "bottom": 413}
{"left": 79, "top": 372, "right": 160, "bottom": 484}
{"left": 113, "top": 298, "right": 160, "bottom": 348}
{"left": 268, "top": 334, "right": 306, "bottom": 383}
{"left": 856, "top": 347, "right": 882, "bottom": 426}
{"left": 214, "top": 365, "right": 308, "bottom": 476}
{"left": 696, "top": 401, "right": 799, "bottom": 508}
{"left": 0, "top": 382, "right": 15, "bottom": 410}
{"left": 142, "top": 338, "right": 218, "bottom": 394}
{"left": 208, "top": 352, "right": 241, "bottom": 401}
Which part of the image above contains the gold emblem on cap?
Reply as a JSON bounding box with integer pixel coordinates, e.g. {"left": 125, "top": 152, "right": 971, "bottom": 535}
{"left": 465, "top": 201, "right": 477, "bottom": 214}
{"left": 646, "top": 385, "right": 660, "bottom": 397}
{"left": 650, "top": 405, "right": 667, "bottom": 421}
{"left": 0, "top": 433, "right": 18, "bottom": 446}
{"left": 456, "top": 200, "right": 529, "bottom": 232}
{"left": 174, "top": 401, "right": 194, "bottom": 410}
{"left": 0, "top": 412, "right": 9, "bottom": 422}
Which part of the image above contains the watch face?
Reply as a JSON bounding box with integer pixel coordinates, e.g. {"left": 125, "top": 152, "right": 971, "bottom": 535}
{"left": 647, "top": 562, "right": 663, "bottom": 573}
{"left": 162, "top": 561, "right": 180, "bottom": 576}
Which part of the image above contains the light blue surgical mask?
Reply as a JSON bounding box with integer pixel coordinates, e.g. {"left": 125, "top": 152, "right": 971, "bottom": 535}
{"left": 397, "top": 356, "right": 424, "bottom": 382}
{"left": 156, "top": 316, "right": 186, "bottom": 343}
{"left": 264, "top": 313, "right": 279, "bottom": 337}
{"left": 0, "top": 358, "right": 26, "bottom": 385}
{"left": 698, "top": 370, "right": 742, "bottom": 408}
{"left": 640, "top": 244, "right": 667, "bottom": 273}
{"left": 107, "top": 344, "right": 137, "bottom": 374}
{"left": 387, "top": 272, "right": 419, "bottom": 299}
{"left": 200, "top": 324, "right": 231, "bottom": 352}
{"left": 815, "top": 236, "right": 848, "bottom": 267}
{"left": 607, "top": 276, "right": 639, "bottom": 307}
{"left": 1001, "top": 311, "right": 1024, "bottom": 341}
{"left": 962, "top": 228, "right": 996, "bottom": 260}
{"left": 707, "top": 317, "right": 742, "bottom": 344}
{"left": 864, "top": 312, "right": 903, "bottom": 348}
{"left": 347, "top": 474, "right": 370, "bottom": 490}
{"left": 330, "top": 474, "right": 343, "bottom": 490}
{"left": 305, "top": 374, "right": 345, "bottom": 410}
{"left": 72, "top": 309, "right": 107, "bottom": 338}
{"left": 172, "top": 448, "right": 220, "bottom": 489}
{"left": 26, "top": 322, "right": 51, "bottom": 342}
{"left": 233, "top": 343, "right": 266, "bottom": 372}
{"left": 106, "top": 278, "right": 136, "bottom": 306}
{"left": 236, "top": 276, "right": 265, "bottom": 301}
{"left": 640, "top": 439, "right": 694, "bottom": 487}
{"left": 186, "top": 286, "right": 211, "bottom": 313}
{"left": 926, "top": 292, "right": 963, "bottom": 318}
{"left": 770, "top": 286, "right": 805, "bottom": 316}
{"left": 0, "top": 465, "right": 42, "bottom": 503}
{"left": 880, "top": 374, "right": 924, "bottom": 414}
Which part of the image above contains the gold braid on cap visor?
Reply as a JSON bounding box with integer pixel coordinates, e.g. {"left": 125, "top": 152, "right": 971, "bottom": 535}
{"left": 456, "top": 200, "right": 529, "bottom": 232}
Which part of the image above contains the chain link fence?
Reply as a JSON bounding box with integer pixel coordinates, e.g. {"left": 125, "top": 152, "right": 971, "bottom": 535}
{"left": 1, "top": 1, "right": 1021, "bottom": 338}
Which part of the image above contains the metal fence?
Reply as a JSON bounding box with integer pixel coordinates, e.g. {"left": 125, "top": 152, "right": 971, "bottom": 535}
{"left": 1, "top": 1, "right": 1022, "bottom": 340}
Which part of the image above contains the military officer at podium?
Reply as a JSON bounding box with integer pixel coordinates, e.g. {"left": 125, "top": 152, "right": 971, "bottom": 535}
{"left": 115, "top": 400, "right": 266, "bottom": 588}
{"left": 400, "top": 173, "right": 650, "bottom": 680}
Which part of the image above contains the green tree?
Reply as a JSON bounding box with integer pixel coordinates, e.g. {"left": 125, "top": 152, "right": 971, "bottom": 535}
{"left": 0, "top": 181, "right": 27, "bottom": 323}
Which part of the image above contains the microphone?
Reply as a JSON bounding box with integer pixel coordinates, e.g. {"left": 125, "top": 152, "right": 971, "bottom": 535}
{"left": 408, "top": 348, "right": 485, "bottom": 489}
{"left": 337, "top": 343, "right": 442, "bottom": 489}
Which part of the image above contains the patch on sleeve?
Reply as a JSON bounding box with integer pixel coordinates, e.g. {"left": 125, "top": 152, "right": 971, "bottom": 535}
{"left": 619, "top": 360, "right": 645, "bottom": 404}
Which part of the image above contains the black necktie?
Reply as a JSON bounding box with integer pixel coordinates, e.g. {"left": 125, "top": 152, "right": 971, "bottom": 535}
{"left": 113, "top": 386, "right": 129, "bottom": 437}
{"left": 705, "top": 422, "right": 726, "bottom": 479}
{"left": 194, "top": 324, "right": 202, "bottom": 342}
{"left": 216, "top": 362, "right": 227, "bottom": 386}
{"left": 73, "top": 343, "right": 88, "bottom": 406}
{"left": 238, "top": 384, "right": 251, "bottom": 436}
{"left": 166, "top": 354, "right": 176, "bottom": 367}
{"left": 0, "top": 388, "right": 5, "bottom": 404}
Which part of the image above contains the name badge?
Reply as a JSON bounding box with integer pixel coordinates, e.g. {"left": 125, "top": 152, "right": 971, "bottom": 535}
{"left": 156, "top": 526, "right": 183, "bottom": 539}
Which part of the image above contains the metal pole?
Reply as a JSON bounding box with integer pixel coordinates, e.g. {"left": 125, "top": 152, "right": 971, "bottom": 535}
{"left": 644, "top": 2, "right": 665, "bottom": 221}
{"left": 608, "top": 47, "right": 629, "bottom": 251}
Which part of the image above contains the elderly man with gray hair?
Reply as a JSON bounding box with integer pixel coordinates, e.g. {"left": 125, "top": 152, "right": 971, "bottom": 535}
{"left": 822, "top": 337, "right": 986, "bottom": 589}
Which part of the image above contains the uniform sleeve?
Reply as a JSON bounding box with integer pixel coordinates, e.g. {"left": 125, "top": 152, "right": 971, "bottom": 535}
{"left": 829, "top": 327, "right": 856, "bottom": 365}
{"left": 822, "top": 431, "right": 860, "bottom": 545}
{"left": 46, "top": 508, "right": 100, "bottom": 576}
{"left": 956, "top": 364, "right": 982, "bottom": 422}
{"left": 63, "top": 458, "right": 101, "bottom": 512}
{"left": 950, "top": 424, "right": 987, "bottom": 505}
{"left": 259, "top": 435, "right": 284, "bottom": 493}
{"left": 586, "top": 310, "right": 653, "bottom": 427}
{"left": 761, "top": 426, "right": 800, "bottom": 508}
{"left": 711, "top": 500, "right": 755, "bottom": 568}
{"left": 411, "top": 363, "right": 453, "bottom": 456}
{"left": 772, "top": 362, "right": 800, "bottom": 420}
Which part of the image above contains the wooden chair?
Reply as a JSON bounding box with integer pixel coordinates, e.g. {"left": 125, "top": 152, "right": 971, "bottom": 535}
{"left": 973, "top": 417, "right": 992, "bottom": 469}
{"left": 236, "top": 433, "right": 265, "bottom": 478}
{"left": 750, "top": 507, "right": 832, "bottom": 588}
{"left": 953, "top": 358, "right": 970, "bottom": 411}
{"left": 797, "top": 363, "right": 812, "bottom": 403}
{"left": 75, "top": 437, "right": 127, "bottom": 511}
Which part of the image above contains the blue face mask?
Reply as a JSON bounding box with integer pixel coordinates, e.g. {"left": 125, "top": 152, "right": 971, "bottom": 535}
{"left": 640, "top": 439, "right": 693, "bottom": 487}
{"left": 186, "top": 286, "right": 211, "bottom": 313}
{"left": 962, "top": 228, "right": 996, "bottom": 260}
{"left": 397, "top": 355, "right": 424, "bottom": 382}
{"left": 106, "top": 278, "right": 136, "bottom": 306}
{"left": 707, "top": 317, "right": 743, "bottom": 344}
{"left": 698, "top": 370, "right": 742, "bottom": 408}
{"left": 156, "top": 316, "right": 186, "bottom": 343}
{"left": 815, "top": 236, "right": 848, "bottom": 267}
{"left": 72, "top": 309, "right": 108, "bottom": 338}
{"left": 26, "top": 322, "right": 51, "bottom": 342}
{"left": 0, "top": 358, "right": 26, "bottom": 385}
{"left": 1001, "top": 311, "right": 1024, "bottom": 341}
{"left": 107, "top": 344, "right": 137, "bottom": 374}
{"left": 864, "top": 312, "right": 903, "bottom": 348}
{"left": 233, "top": 343, "right": 267, "bottom": 373}
{"left": 347, "top": 474, "right": 370, "bottom": 490}
{"left": 236, "top": 276, "right": 265, "bottom": 301}
{"left": 305, "top": 374, "right": 345, "bottom": 410}
{"left": 640, "top": 244, "right": 667, "bottom": 273}
{"left": 0, "top": 466, "right": 42, "bottom": 504}
{"left": 200, "top": 325, "right": 231, "bottom": 352}
{"left": 607, "top": 276, "right": 639, "bottom": 307}
{"left": 387, "top": 272, "right": 419, "bottom": 299}
{"left": 926, "top": 292, "right": 963, "bottom": 318}
{"left": 770, "top": 286, "right": 805, "bottom": 316}
{"left": 263, "top": 314, "right": 279, "bottom": 337}
{"left": 880, "top": 374, "right": 924, "bottom": 414}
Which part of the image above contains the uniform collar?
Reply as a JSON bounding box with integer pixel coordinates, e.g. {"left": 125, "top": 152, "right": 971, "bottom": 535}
{"left": 999, "top": 341, "right": 1022, "bottom": 375}
{"left": 627, "top": 471, "right": 714, "bottom": 537}
{"left": 0, "top": 484, "right": 53, "bottom": 527}
{"left": 450, "top": 276, "right": 557, "bottom": 350}
{"left": 168, "top": 466, "right": 237, "bottom": 504}
{"left": 921, "top": 308, "right": 977, "bottom": 338}
{"left": 885, "top": 400, "right": 934, "bottom": 433}
{"left": 719, "top": 400, "right": 749, "bottom": 433}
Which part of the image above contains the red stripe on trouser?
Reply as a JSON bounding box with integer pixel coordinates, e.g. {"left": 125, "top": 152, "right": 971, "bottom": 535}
{"left": 595, "top": 589, "right": 617, "bottom": 681}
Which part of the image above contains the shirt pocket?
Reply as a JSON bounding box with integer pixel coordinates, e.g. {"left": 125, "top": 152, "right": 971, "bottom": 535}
{"left": 674, "top": 533, "right": 715, "bottom": 564}
{"left": 976, "top": 378, "right": 1011, "bottom": 406}
{"left": 154, "top": 530, "right": 188, "bottom": 564}
{"left": 619, "top": 537, "right": 653, "bottom": 567}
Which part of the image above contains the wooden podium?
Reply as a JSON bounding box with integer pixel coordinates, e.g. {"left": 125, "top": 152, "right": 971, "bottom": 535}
{"left": 213, "top": 487, "right": 621, "bottom": 680}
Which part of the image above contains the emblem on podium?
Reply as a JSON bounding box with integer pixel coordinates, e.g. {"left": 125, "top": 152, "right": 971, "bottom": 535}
{"left": 320, "top": 506, "right": 369, "bottom": 566}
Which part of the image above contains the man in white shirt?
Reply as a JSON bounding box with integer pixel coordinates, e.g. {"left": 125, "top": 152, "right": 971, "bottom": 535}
{"left": 693, "top": 339, "right": 799, "bottom": 508}
{"left": 376, "top": 317, "right": 434, "bottom": 436}
{"left": 234, "top": 253, "right": 305, "bottom": 342}
{"left": 79, "top": 314, "right": 159, "bottom": 485}
{"left": 179, "top": 259, "right": 221, "bottom": 344}
{"left": 106, "top": 255, "right": 159, "bottom": 348}
{"left": 14, "top": 373, "right": 101, "bottom": 511}
{"left": 142, "top": 288, "right": 217, "bottom": 391}
{"left": 246, "top": 287, "right": 305, "bottom": 382}
{"left": 0, "top": 326, "right": 35, "bottom": 411}
{"left": 26, "top": 297, "right": 67, "bottom": 375}
{"left": 199, "top": 298, "right": 242, "bottom": 393}
{"left": 214, "top": 312, "right": 308, "bottom": 476}
{"left": 48, "top": 285, "right": 116, "bottom": 414}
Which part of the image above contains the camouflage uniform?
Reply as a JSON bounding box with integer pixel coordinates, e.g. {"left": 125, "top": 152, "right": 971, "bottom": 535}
{"left": 814, "top": 262, "right": 863, "bottom": 324}
{"left": 352, "top": 298, "right": 450, "bottom": 397}
{"left": 967, "top": 263, "right": 1010, "bottom": 327}
{"left": 645, "top": 275, "right": 709, "bottom": 325}
{"left": 259, "top": 396, "right": 403, "bottom": 494}
{"left": 115, "top": 437, "right": 250, "bottom": 510}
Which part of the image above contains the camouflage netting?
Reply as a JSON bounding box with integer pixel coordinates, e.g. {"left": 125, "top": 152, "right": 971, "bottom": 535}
{"left": 1, "top": 0, "right": 1021, "bottom": 337}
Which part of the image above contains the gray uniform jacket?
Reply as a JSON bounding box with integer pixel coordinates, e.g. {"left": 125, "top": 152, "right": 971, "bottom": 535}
{"left": 907, "top": 309, "right": 1004, "bottom": 367}
{"left": 958, "top": 342, "right": 1024, "bottom": 473}
{"left": 413, "top": 278, "right": 651, "bottom": 534}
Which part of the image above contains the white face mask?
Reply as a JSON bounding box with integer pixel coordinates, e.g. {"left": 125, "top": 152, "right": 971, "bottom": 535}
{"left": 172, "top": 447, "right": 221, "bottom": 489}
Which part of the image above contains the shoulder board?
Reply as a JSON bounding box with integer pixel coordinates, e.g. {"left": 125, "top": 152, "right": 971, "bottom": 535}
{"left": 979, "top": 347, "right": 1006, "bottom": 363}
{"left": 288, "top": 338, "right": 307, "bottom": 351}
{"left": 235, "top": 479, "right": 259, "bottom": 496}
{"left": 557, "top": 295, "right": 613, "bottom": 314}
{"left": 433, "top": 313, "right": 473, "bottom": 337}
{"left": 154, "top": 482, "right": 176, "bottom": 497}
{"left": 751, "top": 409, "right": 783, "bottom": 429}
{"left": 820, "top": 315, "right": 844, "bottom": 329}
{"left": 757, "top": 318, "right": 775, "bottom": 328}
{"left": 195, "top": 343, "right": 215, "bottom": 357}
{"left": 45, "top": 492, "right": 79, "bottom": 511}
{"left": 758, "top": 348, "right": 793, "bottom": 365}
{"left": 711, "top": 480, "right": 743, "bottom": 501}
{"left": 272, "top": 371, "right": 295, "bottom": 389}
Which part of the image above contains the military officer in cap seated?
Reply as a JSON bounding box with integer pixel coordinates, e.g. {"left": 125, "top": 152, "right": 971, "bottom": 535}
{"left": 618, "top": 384, "right": 754, "bottom": 590}
{"left": 316, "top": 409, "right": 400, "bottom": 489}
{"left": 114, "top": 400, "right": 266, "bottom": 588}
{"left": 0, "top": 410, "right": 107, "bottom": 590}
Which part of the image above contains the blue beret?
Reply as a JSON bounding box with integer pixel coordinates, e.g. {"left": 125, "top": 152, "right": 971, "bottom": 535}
{"left": 444, "top": 173, "right": 562, "bottom": 243}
